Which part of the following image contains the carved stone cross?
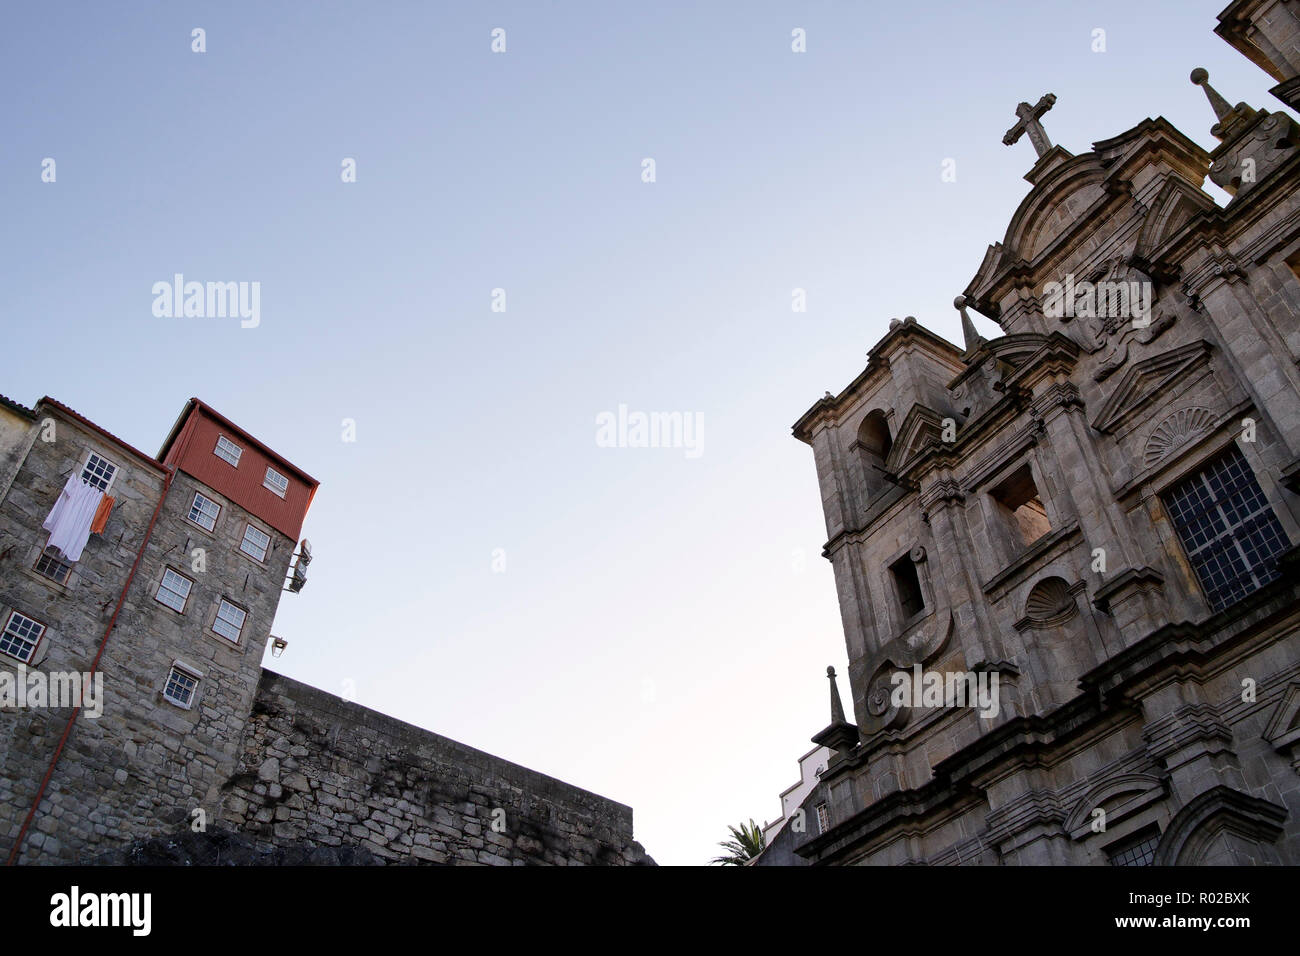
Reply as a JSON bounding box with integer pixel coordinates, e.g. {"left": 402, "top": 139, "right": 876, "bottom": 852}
{"left": 1003, "top": 93, "right": 1058, "bottom": 158}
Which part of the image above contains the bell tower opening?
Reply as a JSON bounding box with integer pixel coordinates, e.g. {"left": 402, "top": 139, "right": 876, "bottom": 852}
{"left": 857, "top": 411, "right": 893, "bottom": 501}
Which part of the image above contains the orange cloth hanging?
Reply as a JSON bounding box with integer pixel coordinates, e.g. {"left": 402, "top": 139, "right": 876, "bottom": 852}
{"left": 89, "top": 496, "right": 114, "bottom": 534}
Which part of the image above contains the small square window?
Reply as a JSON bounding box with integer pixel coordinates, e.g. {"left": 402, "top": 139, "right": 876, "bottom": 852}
{"left": 990, "top": 464, "right": 1051, "bottom": 549}
{"left": 81, "top": 452, "right": 118, "bottom": 493}
{"left": 240, "top": 524, "right": 271, "bottom": 562}
{"left": 156, "top": 568, "right": 193, "bottom": 613}
{"left": 187, "top": 492, "right": 220, "bottom": 532}
{"left": 34, "top": 548, "right": 73, "bottom": 584}
{"left": 212, "top": 599, "right": 247, "bottom": 643}
{"left": 163, "top": 665, "right": 200, "bottom": 708}
{"left": 0, "top": 610, "right": 46, "bottom": 663}
{"left": 214, "top": 435, "right": 242, "bottom": 468}
{"left": 263, "top": 467, "right": 288, "bottom": 498}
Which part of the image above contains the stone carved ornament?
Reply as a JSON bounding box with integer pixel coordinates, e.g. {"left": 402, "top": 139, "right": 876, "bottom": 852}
{"left": 1023, "top": 576, "right": 1078, "bottom": 627}
{"left": 1143, "top": 406, "right": 1216, "bottom": 468}
{"left": 862, "top": 609, "right": 955, "bottom": 734}
{"left": 1053, "top": 256, "right": 1178, "bottom": 380}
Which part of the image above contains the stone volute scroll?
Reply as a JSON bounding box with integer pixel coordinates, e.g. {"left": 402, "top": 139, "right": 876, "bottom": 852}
{"left": 859, "top": 610, "right": 955, "bottom": 737}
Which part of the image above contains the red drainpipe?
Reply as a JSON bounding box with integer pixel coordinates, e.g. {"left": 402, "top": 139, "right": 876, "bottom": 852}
{"left": 5, "top": 464, "right": 177, "bottom": 865}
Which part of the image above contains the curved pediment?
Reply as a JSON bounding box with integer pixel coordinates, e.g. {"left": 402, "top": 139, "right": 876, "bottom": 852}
{"left": 1001, "top": 154, "right": 1109, "bottom": 263}
{"left": 979, "top": 333, "right": 1054, "bottom": 370}
{"left": 1063, "top": 773, "right": 1168, "bottom": 839}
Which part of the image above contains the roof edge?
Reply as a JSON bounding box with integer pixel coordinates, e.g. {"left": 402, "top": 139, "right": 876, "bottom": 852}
{"left": 37, "top": 397, "right": 168, "bottom": 473}
{"left": 160, "top": 398, "right": 319, "bottom": 488}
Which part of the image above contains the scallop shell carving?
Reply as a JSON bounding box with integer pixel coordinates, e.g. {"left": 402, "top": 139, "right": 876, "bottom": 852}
{"left": 1024, "top": 576, "right": 1076, "bottom": 625}
{"left": 1143, "top": 407, "right": 1215, "bottom": 468}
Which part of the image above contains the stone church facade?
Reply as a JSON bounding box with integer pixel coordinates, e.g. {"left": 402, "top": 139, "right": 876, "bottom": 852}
{"left": 0, "top": 395, "right": 649, "bottom": 865}
{"left": 764, "top": 0, "right": 1300, "bottom": 866}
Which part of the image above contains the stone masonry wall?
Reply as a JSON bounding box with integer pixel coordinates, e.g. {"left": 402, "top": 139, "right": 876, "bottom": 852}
{"left": 1, "top": 408, "right": 295, "bottom": 863}
{"left": 217, "top": 670, "right": 652, "bottom": 865}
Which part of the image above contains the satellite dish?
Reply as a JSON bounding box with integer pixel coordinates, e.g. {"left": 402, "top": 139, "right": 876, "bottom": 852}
{"left": 298, "top": 539, "right": 313, "bottom": 565}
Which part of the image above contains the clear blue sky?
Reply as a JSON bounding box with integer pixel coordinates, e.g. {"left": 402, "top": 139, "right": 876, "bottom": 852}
{"left": 0, "top": 1, "right": 1275, "bottom": 864}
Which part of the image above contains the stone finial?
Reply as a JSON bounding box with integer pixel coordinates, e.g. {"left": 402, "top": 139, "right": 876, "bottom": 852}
{"left": 827, "top": 666, "right": 847, "bottom": 724}
{"left": 812, "top": 666, "right": 861, "bottom": 755}
{"left": 1190, "top": 68, "right": 1234, "bottom": 123}
{"left": 954, "top": 295, "right": 987, "bottom": 352}
{"left": 1190, "top": 67, "right": 1263, "bottom": 146}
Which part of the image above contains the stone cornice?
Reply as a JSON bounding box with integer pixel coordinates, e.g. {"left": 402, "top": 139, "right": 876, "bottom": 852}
{"left": 1158, "top": 152, "right": 1300, "bottom": 278}
{"left": 983, "top": 788, "right": 1067, "bottom": 852}
{"left": 1080, "top": 569, "right": 1300, "bottom": 704}
{"left": 961, "top": 419, "right": 1046, "bottom": 494}
{"left": 1140, "top": 702, "right": 1234, "bottom": 764}
{"left": 1030, "top": 381, "right": 1084, "bottom": 420}
{"left": 797, "top": 573, "right": 1300, "bottom": 864}
{"left": 896, "top": 390, "right": 1033, "bottom": 488}
{"left": 791, "top": 319, "right": 963, "bottom": 444}
{"left": 918, "top": 477, "right": 965, "bottom": 510}
{"left": 981, "top": 521, "right": 1083, "bottom": 601}
{"left": 1092, "top": 566, "right": 1165, "bottom": 614}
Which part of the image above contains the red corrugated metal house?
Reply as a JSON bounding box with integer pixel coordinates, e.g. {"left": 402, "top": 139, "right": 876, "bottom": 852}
{"left": 157, "top": 399, "right": 318, "bottom": 542}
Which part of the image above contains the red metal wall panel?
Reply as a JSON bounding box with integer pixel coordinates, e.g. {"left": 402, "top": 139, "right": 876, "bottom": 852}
{"left": 162, "top": 408, "right": 315, "bottom": 540}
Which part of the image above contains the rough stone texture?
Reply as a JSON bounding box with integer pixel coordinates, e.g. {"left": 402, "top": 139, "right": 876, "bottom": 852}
{"left": 216, "top": 671, "right": 652, "bottom": 866}
{"left": 0, "top": 405, "right": 295, "bottom": 864}
{"left": 90, "top": 824, "right": 380, "bottom": 866}
{"left": 0, "top": 400, "right": 651, "bottom": 866}
{"left": 764, "top": 3, "right": 1300, "bottom": 866}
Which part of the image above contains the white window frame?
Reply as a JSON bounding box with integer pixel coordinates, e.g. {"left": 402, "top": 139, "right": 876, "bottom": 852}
{"left": 155, "top": 567, "right": 194, "bottom": 613}
{"left": 163, "top": 661, "right": 202, "bottom": 709}
{"left": 239, "top": 523, "right": 271, "bottom": 562}
{"left": 212, "top": 599, "right": 247, "bottom": 644}
{"left": 80, "top": 451, "right": 119, "bottom": 494}
{"left": 0, "top": 610, "right": 47, "bottom": 663}
{"left": 263, "top": 466, "right": 289, "bottom": 498}
{"left": 187, "top": 491, "right": 221, "bottom": 532}
{"left": 815, "top": 802, "right": 830, "bottom": 835}
{"left": 214, "top": 435, "right": 242, "bottom": 468}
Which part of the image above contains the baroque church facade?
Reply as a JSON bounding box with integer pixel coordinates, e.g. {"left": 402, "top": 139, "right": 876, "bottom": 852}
{"left": 762, "top": 0, "right": 1300, "bottom": 865}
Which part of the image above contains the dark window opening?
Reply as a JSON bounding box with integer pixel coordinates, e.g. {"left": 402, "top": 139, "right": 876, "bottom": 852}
{"left": 34, "top": 548, "right": 73, "bottom": 584}
{"left": 890, "top": 554, "right": 925, "bottom": 620}
{"left": 858, "top": 411, "right": 893, "bottom": 500}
